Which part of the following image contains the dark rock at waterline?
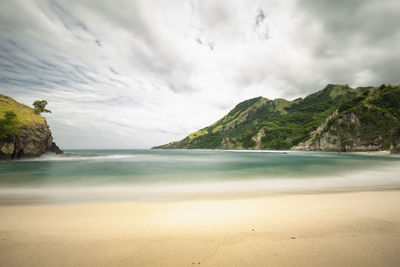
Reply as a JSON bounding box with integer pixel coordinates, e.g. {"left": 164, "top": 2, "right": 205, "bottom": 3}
{"left": 49, "top": 141, "right": 63, "bottom": 154}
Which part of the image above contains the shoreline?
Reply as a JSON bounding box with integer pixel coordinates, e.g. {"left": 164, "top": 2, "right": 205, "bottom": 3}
{"left": 2, "top": 174, "right": 400, "bottom": 206}
{"left": 1, "top": 190, "right": 399, "bottom": 266}
{"left": 152, "top": 148, "right": 400, "bottom": 156}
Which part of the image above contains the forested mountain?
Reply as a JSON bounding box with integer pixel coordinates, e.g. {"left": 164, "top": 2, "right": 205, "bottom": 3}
{"left": 153, "top": 84, "right": 400, "bottom": 153}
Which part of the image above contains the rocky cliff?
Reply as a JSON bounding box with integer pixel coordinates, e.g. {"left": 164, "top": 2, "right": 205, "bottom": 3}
{"left": 0, "top": 94, "right": 63, "bottom": 160}
{"left": 292, "top": 111, "right": 389, "bottom": 152}
{"left": 293, "top": 85, "right": 400, "bottom": 153}
{"left": 154, "top": 84, "right": 400, "bottom": 153}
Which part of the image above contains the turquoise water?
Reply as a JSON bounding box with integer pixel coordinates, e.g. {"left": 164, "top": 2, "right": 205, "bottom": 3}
{"left": 0, "top": 149, "right": 399, "bottom": 204}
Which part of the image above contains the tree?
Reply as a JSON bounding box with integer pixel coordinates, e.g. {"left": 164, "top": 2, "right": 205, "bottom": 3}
{"left": 33, "top": 100, "right": 51, "bottom": 115}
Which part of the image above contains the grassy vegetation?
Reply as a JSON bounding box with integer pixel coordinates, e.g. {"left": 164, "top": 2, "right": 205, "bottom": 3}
{"left": 0, "top": 94, "right": 45, "bottom": 126}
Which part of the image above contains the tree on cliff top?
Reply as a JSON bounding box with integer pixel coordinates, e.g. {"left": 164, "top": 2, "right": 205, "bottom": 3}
{"left": 33, "top": 100, "right": 51, "bottom": 115}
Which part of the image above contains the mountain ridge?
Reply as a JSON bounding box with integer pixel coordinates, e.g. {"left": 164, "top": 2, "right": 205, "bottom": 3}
{"left": 153, "top": 84, "right": 400, "bottom": 153}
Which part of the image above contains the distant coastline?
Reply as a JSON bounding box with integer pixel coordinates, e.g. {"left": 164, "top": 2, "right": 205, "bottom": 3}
{"left": 152, "top": 147, "right": 400, "bottom": 156}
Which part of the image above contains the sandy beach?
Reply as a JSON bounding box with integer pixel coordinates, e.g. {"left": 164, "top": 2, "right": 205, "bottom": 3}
{"left": 1, "top": 190, "right": 399, "bottom": 266}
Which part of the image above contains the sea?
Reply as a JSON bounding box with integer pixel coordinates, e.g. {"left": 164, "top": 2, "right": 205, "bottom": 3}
{"left": 0, "top": 149, "right": 399, "bottom": 204}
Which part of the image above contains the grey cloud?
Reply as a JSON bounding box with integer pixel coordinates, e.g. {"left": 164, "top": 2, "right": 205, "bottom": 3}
{"left": 299, "top": 0, "right": 400, "bottom": 43}
{"left": 67, "top": 1, "right": 200, "bottom": 92}
{"left": 295, "top": 0, "right": 400, "bottom": 86}
{"left": 297, "top": 0, "right": 400, "bottom": 57}
{"left": 50, "top": 0, "right": 89, "bottom": 32}
{"left": 255, "top": 9, "right": 265, "bottom": 27}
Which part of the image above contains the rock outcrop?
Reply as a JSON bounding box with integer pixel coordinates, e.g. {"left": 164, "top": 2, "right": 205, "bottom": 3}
{"left": 391, "top": 136, "right": 400, "bottom": 154}
{"left": 0, "top": 94, "right": 63, "bottom": 160}
{"left": 293, "top": 111, "right": 388, "bottom": 152}
{"left": 293, "top": 85, "right": 400, "bottom": 153}
{"left": 0, "top": 122, "right": 63, "bottom": 160}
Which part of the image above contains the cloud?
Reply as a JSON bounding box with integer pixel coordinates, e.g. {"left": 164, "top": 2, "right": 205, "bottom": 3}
{"left": 0, "top": 0, "right": 399, "bottom": 148}
{"left": 295, "top": 0, "right": 400, "bottom": 86}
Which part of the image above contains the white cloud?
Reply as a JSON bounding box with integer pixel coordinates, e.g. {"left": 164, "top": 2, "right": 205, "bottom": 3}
{"left": 0, "top": 0, "right": 399, "bottom": 148}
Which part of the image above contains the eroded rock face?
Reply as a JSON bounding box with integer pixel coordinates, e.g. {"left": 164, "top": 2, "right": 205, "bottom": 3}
{"left": 292, "top": 111, "right": 396, "bottom": 152}
{"left": 292, "top": 110, "right": 339, "bottom": 151}
{"left": 0, "top": 142, "right": 14, "bottom": 155}
{"left": 0, "top": 122, "right": 63, "bottom": 160}
{"left": 220, "top": 137, "right": 244, "bottom": 149}
{"left": 251, "top": 129, "right": 266, "bottom": 149}
{"left": 391, "top": 137, "right": 400, "bottom": 154}
{"left": 316, "top": 112, "right": 377, "bottom": 152}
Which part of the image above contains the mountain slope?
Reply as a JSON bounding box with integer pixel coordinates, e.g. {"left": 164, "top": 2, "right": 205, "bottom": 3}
{"left": 154, "top": 84, "right": 400, "bottom": 152}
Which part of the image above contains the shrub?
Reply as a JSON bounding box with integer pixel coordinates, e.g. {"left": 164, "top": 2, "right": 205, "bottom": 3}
{"left": 0, "top": 111, "right": 19, "bottom": 139}
{"left": 33, "top": 100, "right": 51, "bottom": 115}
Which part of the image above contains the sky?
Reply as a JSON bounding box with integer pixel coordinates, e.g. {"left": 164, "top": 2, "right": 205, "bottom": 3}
{"left": 0, "top": 0, "right": 399, "bottom": 149}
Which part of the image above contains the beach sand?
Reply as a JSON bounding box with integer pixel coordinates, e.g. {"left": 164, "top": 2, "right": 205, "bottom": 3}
{"left": 1, "top": 191, "right": 400, "bottom": 266}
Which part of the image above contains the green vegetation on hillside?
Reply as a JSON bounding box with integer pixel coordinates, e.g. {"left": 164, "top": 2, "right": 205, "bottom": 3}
{"left": 0, "top": 95, "right": 45, "bottom": 125}
{"left": 155, "top": 84, "right": 400, "bottom": 150}
{"left": 255, "top": 85, "right": 357, "bottom": 149}
{"left": 327, "top": 84, "right": 400, "bottom": 149}
{"left": 0, "top": 95, "right": 46, "bottom": 140}
{"left": 0, "top": 111, "right": 19, "bottom": 139}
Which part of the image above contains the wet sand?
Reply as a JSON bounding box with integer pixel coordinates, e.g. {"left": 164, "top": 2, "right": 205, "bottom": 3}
{"left": 1, "top": 190, "right": 400, "bottom": 266}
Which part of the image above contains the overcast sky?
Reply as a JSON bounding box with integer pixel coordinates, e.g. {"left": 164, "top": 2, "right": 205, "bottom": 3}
{"left": 0, "top": 0, "right": 399, "bottom": 148}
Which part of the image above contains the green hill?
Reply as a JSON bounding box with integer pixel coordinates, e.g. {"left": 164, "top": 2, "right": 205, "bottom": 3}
{"left": 0, "top": 94, "right": 45, "bottom": 125}
{"left": 0, "top": 94, "right": 63, "bottom": 159}
{"left": 153, "top": 84, "right": 400, "bottom": 152}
